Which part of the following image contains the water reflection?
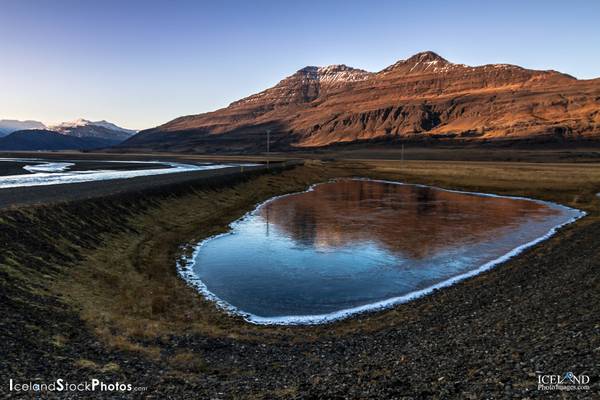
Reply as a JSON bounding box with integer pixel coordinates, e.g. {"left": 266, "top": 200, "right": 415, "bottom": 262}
{"left": 189, "top": 179, "right": 579, "bottom": 322}
{"left": 259, "top": 180, "right": 556, "bottom": 259}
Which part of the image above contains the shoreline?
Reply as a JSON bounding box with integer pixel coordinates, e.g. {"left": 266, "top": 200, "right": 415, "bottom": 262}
{"left": 177, "top": 178, "right": 586, "bottom": 326}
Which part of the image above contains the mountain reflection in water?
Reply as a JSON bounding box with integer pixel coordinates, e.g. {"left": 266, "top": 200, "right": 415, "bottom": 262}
{"left": 258, "top": 180, "right": 557, "bottom": 259}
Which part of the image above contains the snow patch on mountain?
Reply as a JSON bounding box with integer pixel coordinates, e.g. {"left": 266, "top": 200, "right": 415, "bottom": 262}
{"left": 49, "top": 119, "right": 136, "bottom": 135}
{"left": 295, "top": 65, "right": 372, "bottom": 84}
{"left": 316, "top": 65, "right": 372, "bottom": 84}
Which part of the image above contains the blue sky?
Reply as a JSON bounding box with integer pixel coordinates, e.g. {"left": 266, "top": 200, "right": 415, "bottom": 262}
{"left": 1, "top": 0, "right": 599, "bottom": 130}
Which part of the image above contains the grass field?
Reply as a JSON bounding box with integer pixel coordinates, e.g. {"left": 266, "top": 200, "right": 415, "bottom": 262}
{"left": 362, "top": 160, "right": 600, "bottom": 212}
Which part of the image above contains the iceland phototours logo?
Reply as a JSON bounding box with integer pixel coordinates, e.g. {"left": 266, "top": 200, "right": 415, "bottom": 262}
{"left": 537, "top": 371, "right": 590, "bottom": 391}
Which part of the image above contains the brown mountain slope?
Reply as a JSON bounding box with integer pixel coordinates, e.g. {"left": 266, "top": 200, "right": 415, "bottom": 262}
{"left": 122, "top": 51, "right": 600, "bottom": 152}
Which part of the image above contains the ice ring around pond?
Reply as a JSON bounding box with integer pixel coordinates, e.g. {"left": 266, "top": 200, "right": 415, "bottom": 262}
{"left": 179, "top": 179, "right": 584, "bottom": 325}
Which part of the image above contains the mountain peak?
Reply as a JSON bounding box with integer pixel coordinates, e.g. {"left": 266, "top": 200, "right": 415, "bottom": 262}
{"left": 48, "top": 119, "right": 136, "bottom": 140}
{"left": 231, "top": 64, "right": 372, "bottom": 107}
{"left": 50, "top": 118, "right": 92, "bottom": 129}
{"left": 381, "top": 51, "right": 454, "bottom": 75}
{"left": 406, "top": 51, "right": 449, "bottom": 64}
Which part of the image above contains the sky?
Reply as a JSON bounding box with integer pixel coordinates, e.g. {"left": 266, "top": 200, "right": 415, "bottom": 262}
{"left": 1, "top": 0, "right": 599, "bottom": 130}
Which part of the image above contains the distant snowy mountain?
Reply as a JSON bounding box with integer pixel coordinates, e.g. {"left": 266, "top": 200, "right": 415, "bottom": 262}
{"left": 49, "top": 118, "right": 137, "bottom": 141}
{"left": 0, "top": 118, "right": 137, "bottom": 150}
{"left": 88, "top": 120, "right": 137, "bottom": 135}
{"left": 0, "top": 119, "right": 46, "bottom": 137}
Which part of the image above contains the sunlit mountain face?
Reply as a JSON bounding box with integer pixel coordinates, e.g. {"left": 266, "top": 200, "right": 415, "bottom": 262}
{"left": 122, "top": 51, "right": 600, "bottom": 153}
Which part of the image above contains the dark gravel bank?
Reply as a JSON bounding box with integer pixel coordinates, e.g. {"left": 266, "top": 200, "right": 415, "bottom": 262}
{"left": 0, "top": 163, "right": 274, "bottom": 209}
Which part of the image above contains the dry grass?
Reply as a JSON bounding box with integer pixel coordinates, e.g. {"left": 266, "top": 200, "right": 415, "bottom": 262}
{"left": 74, "top": 359, "right": 121, "bottom": 373}
{"left": 55, "top": 163, "right": 354, "bottom": 353}
{"left": 362, "top": 160, "right": 600, "bottom": 214}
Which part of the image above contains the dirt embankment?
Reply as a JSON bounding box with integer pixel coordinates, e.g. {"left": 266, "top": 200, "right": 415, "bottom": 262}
{"left": 1, "top": 160, "right": 599, "bottom": 399}
{"left": 0, "top": 161, "right": 302, "bottom": 396}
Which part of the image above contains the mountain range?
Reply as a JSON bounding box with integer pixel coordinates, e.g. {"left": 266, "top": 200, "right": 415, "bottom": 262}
{"left": 0, "top": 129, "right": 121, "bottom": 151}
{"left": 121, "top": 51, "right": 600, "bottom": 152}
{"left": 48, "top": 119, "right": 136, "bottom": 142}
{"left": 0, "top": 118, "right": 136, "bottom": 150}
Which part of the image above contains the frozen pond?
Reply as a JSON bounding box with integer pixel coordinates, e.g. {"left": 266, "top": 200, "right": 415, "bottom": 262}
{"left": 0, "top": 157, "right": 253, "bottom": 189}
{"left": 181, "top": 179, "right": 583, "bottom": 325}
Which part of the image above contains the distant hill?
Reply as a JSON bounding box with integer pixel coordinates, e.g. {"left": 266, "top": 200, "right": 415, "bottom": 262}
{"left": 0, "top": 129, "right": 117, "bottom": 150}
{"left": 0, "top": 118, "right": 137, "bottom": 150}
{"left": 120, "top": 51, "right": 600, "bottom": 153}
{"left": 0, "top": 119, "right": 46, "bottom": 137}
{"left": 49, "top": 118, "right": 136, "bottom": 141}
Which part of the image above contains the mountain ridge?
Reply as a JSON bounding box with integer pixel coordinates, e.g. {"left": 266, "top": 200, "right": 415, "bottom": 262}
{"left": 49, "top": 118, "right": 137, "bottom": 141}
{"left": 0, "top": 119, "right": 46, "bottom": 137}
{"left": 115, "top": 51, "right": 600, "bottom": 152}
